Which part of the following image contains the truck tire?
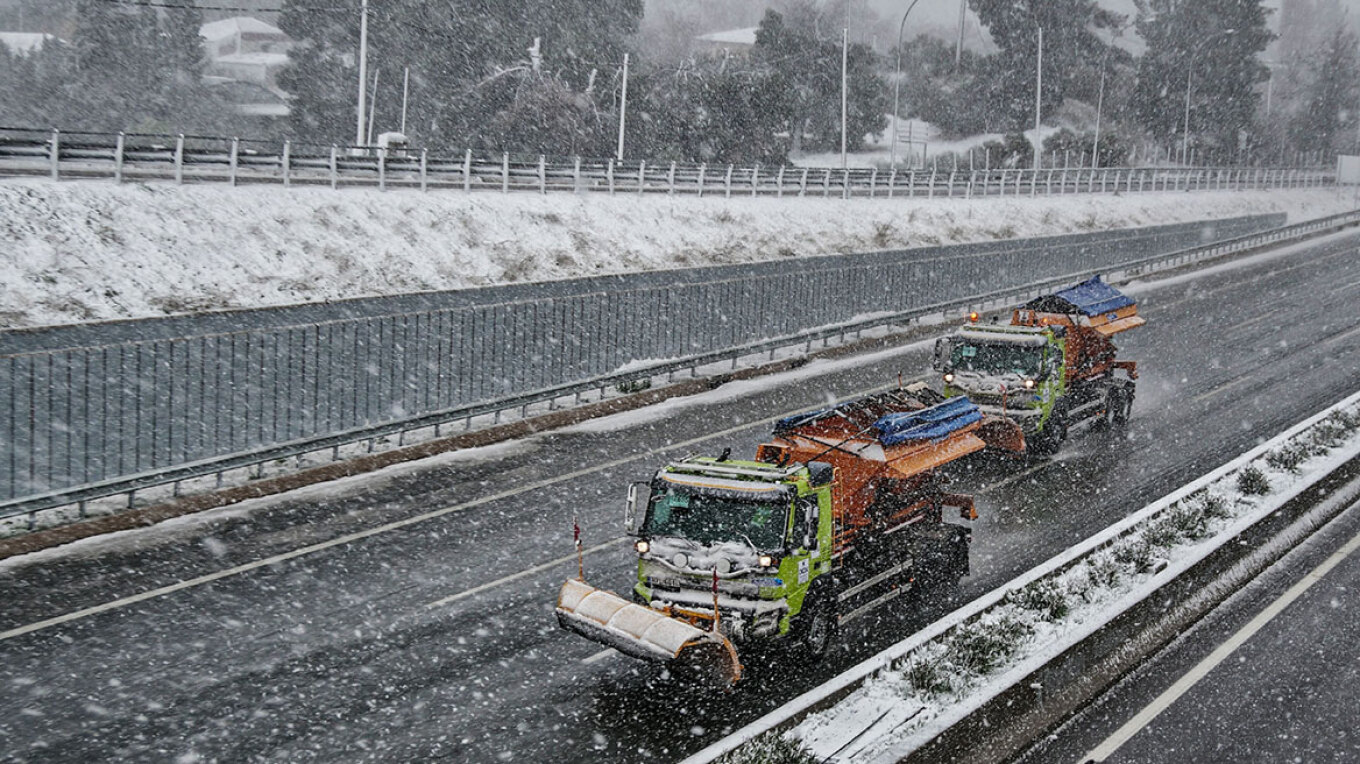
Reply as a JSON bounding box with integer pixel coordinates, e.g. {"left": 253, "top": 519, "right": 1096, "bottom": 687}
{"left": 1110, "top": 385, "right": 1133, "bottom": 428}
{"left": 792, "top": 590, "right": 838, "bottom": 661}
{"left": 1029, "top": 402, "right": 1068, "bottom": 457}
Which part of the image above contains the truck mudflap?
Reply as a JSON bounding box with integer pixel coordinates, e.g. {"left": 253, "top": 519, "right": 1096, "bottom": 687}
{"left": 555, "top": 579, "right": 742, "bottom": 684}
{"left": 976, "top": 414, "right": 1027, "bottom": 453}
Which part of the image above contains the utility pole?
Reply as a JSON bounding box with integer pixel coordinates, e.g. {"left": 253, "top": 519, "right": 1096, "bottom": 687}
{"left": 366, "top": 68, "right": 380, "bottom": 147}
{"left": 616, "top": 53, "right": 630, "bottom": 161}
{"left": 400, "top": 67, "right": 410, "bottom": 136}
{"left": 1033, "top": 24, "right": 1043, "bottom": 171}
{"left": 355, "top": 0, "right": 369, "bottom": 147}
{"left": 841, "top": 28, "right": 849, "bottom": 168}
{"left": 891, "top": 0, "right": 925, "bottom": 169}
{"left": 955, "top": 0, "right": 967, "bottom": 70}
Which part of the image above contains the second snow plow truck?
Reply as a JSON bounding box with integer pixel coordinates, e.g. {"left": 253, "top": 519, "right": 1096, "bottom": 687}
{"left": 933, "top": 275, "right": 1145, "bottom": 455}
{"left": 556, "top": 385, "right": 984, "bottom": 683}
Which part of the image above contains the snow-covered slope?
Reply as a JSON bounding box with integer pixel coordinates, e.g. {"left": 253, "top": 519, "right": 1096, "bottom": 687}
{"left": 0, "top": 179, "right": 1350, "bottom": 330}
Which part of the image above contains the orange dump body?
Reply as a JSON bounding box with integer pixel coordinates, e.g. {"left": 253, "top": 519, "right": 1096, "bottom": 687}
{"left": 754, "top": 388, "right": 984, "bottom": 555}
{"left": 1010, "top": 276, "right": 1145, "bottom": 385}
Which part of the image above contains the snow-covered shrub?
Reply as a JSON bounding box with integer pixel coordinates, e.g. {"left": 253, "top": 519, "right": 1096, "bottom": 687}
{"left": 1306, "top": 411, "right": 1359, "bottom": 449}
{"left": 1265, "top": 441, "right": 1316, "bottom": 474}
{"left": 1236, "top": 466, "right": 1271, "bottom": 496}
{"left": 1083, "top": 551, "right": 1121, "bottom": 595}
{"left": 944, "top": 612, "right": 1034, "bottom": 675}
{"left": 715, "top": 732, "right": 818, "bottom": 764}
{"left": 903, "top": 655, "right": 956, "bottom": 698}
{"left": 1112, "top": 538, "right": 1155, "bottom": 573}
{"left": 1004, "top": 578, "right": 1069, "bottom": 622}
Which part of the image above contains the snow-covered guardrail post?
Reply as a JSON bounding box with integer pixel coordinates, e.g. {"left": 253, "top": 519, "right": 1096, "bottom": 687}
{"left": 48, "top": 129, "right": 59, "bottom": 181}
{"left": 462, "top": 149, "right": 472, "bottom": 192}
{"left": 174, "top": 134, "right": 185, "bottom": 184}
{"left": 420, "top": 148, "right": 428, "bottom": 192}
{"left": 669, "top": 162, "right": 677, "bottom": 195}
{"left": 501, "top": 152, "right": 509, "bottom": 193}
{"left": 638, "top": 160, "right": 646, "bottom": 194}
{"left": 114, "top": 132, "right": 125, "bottom": 184}
{"left": 724, "top": 164, "right": 734, "bottom": 197}
{"left": 776, "top": 165, "right": 786, "bottom": 197}
{"left": 281, "top": 140, "right": 291, "bottom": 188}
{"left": 229, "top": 138, "right": 240, "bottom": 186}
{"left": 328, "top": 145, "right": 338, "bottom": 190}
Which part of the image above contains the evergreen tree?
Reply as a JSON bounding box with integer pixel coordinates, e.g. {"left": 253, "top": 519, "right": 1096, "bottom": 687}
{"left": 1289, "top": 26, "right": 1360, "bottom": 156}
{"left": 1131, "top": 0, "right": 1273, "bottom": 163}
{"left": 277, "top": 0, "right": 643, "bottom": 152}
{"left": 752, "top": 9, "right": 887, "bottom": 155}
{"left": 968, "top": 0, "right": 1123, "bottom": 131}
{"left": 631, "top": 57, "right": 791, "bottom": 164}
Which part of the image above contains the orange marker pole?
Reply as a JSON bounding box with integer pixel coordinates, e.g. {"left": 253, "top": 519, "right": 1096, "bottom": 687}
{"left": 573, "top": 515, "right": 584, "bottom": 581}
{"left": 711, "top": 567, "right": 721, "bottom": 633}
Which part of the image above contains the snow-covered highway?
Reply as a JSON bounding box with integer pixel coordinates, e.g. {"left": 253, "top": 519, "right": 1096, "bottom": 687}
{"left": 2, "top": 227, "right": 1359, "bottom": 762}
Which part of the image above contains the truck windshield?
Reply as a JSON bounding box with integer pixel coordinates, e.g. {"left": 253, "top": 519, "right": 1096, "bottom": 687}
{"left": 642, "top": 485, "right": 788, "bottom": 550}
{"left": 950, "top": 342, "right": 1042, "bottom": 377}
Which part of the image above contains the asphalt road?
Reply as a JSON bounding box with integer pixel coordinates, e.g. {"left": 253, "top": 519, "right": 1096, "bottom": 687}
{"left": 1012, "top": 495, "right": 1360, "bottom": 764}
{"left": 2, "top": 229, "right": 1359, "bottom": 763}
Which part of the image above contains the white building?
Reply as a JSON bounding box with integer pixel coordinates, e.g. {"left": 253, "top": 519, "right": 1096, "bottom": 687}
{"left": 199, "top": 17, "right": 291, "bottom": 88}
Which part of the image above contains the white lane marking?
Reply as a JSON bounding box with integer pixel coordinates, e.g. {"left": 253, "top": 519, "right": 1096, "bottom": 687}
{"left": 1191, "top": 374, "right": 1254, "bottom": 404}
{"left": 1082, "top": 524, "right": 1360, "bottom": 762}
{"left": 1, "top": 378, "right": 925, "bottom": 643}
{"left": 425, "top": 537, "right": 629, "bottom": 609}
{"left": 979, "top": 461, "right": 1051, "bottom": 493}
{"left": 582, "top": 648, "right": 617, "bottom": 665}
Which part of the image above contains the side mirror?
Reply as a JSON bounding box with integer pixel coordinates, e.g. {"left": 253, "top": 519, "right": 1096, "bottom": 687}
{"left": 624, "top": 482, "right": 647, "bottom": 535}
{"left": 803, "top": 503, "right": 818, "bottom": 549}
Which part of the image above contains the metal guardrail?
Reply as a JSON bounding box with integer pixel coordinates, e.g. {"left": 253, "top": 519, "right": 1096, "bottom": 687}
{"left": 3, "top": 211, "right": 1354, "bottom": 531}
{"left": 0, "top": 126, "right": 1337, "bottom": 197}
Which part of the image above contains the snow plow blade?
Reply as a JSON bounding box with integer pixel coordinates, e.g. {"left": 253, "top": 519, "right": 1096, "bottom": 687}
{"left": 556, "top": 579, "right": 742, "bottom": 683}
{"left": 976, "top": 414, "right": 1027, "bottom": 454}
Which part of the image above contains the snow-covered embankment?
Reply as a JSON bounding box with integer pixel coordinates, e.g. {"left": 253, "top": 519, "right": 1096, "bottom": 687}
{"left": 0, "top": 179, "right": 1352, "bottom": 329}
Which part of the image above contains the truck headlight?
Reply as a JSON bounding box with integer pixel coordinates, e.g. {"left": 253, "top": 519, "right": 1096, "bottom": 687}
{"left": 635, "top": 539, "right": 650, "bottom": 555}
{"left": 758, "top": 554, "right": 775, "bottom": 568}
{"left": 943, "top": 373, "right": 955, "bottom": 384}
{"left": 1023, "top": 378, "right": 1036, "bottom": 389}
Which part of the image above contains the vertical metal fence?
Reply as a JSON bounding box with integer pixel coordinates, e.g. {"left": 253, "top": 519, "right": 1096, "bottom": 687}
{"left": 0, "top": 127, "right": 1338, "bottom": 196}
{"left": 0, "top": 213, "right": 1286, "bottom": 509}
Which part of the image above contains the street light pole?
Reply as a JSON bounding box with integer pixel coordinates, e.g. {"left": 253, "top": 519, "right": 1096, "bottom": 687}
{"left": 841, "top": 28, "right": 849, "bottom": 169}
{"left": 890, "top": 0, "right": 925, "bottom": 169}
{"left": 616, "top": 52, "right": 630, "bottom": 161}
{"left": 1033, "top": 24, "right": 1043, "bottom": 171}
{"left": 355, "top": 0, "right": 369, "bottom": 147}
{"left": 1182, "top": 28, "right": 1236, "bottom": 166}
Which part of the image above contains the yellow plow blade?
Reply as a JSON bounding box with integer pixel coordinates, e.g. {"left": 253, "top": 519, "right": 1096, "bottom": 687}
{"left": 556, "top": 579, "right": 741, "bottom": 683}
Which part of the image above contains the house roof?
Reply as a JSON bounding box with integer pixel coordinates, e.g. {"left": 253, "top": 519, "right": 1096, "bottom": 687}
{"left": 214, "top": 51, "right": 289, "bottom": 67}
{"left": 695, "top": 27, "right": 758, "bottom": 46}
{"left": 200, "top": 17, "right": 286, "bottom": 42}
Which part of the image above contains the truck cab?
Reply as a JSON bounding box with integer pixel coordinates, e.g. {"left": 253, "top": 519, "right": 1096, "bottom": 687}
{"left": 933, "top": 276, "right": 1143, "bottom": 455}
{"left": 627, "top": 456, "right": 833, "bottom": 646}
{"left": 934, "top": 323, "right": 1068, "bottom": 450}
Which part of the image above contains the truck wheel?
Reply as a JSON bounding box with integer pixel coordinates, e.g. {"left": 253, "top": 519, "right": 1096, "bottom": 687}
{"left": 793, "top": 592, "right": 837, "bottom": 661}
{"left": 1110, "top": 387, "right": 1133, "bottom": 428}
{"left": 1029, "top": 405, "right": 1068, "bottom": 457}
